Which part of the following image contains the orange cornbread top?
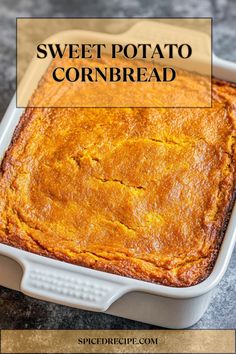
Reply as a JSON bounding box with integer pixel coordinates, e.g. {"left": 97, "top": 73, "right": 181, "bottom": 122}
{"left": 0, "top": 79, "right": 235, "bottom": 287}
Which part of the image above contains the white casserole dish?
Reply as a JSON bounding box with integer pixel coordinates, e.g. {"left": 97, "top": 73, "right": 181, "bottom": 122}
{"left": 0, "top": 21, "right": 236, "bottom": 329}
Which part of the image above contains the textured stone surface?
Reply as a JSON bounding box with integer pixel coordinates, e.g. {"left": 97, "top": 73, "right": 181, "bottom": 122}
{"left": 0, "top": 0, "right": 235, "bottom": 329}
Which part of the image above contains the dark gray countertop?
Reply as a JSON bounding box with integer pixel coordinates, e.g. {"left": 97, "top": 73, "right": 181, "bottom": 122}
{"left": 0, "top": 0, "right": 235, "bottom": 330}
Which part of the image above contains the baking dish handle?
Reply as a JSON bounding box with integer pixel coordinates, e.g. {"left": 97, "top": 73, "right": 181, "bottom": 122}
{"left": 213, "top": 55, "right": 236, "bottom": 83}
{"left": 20, "top": 255, "right": 131, "bottom": 312}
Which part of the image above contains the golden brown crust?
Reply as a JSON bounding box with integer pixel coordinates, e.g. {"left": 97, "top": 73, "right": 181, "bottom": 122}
{"left": 0, "top": 75, "right": 235, "bottom": 287}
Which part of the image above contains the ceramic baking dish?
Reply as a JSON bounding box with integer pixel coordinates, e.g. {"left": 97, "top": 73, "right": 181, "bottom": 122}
{"left": 0, "top": 21, "right": 236, "bottom": 329}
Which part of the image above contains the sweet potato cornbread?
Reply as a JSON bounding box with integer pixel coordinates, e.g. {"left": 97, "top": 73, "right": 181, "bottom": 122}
{"left": 0, "top": 78, "right": 235, "bottom": 287}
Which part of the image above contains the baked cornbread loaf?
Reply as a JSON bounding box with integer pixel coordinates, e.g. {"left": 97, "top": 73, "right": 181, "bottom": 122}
{"left": 0, "top": 76, "right": 235, "bottom": 287}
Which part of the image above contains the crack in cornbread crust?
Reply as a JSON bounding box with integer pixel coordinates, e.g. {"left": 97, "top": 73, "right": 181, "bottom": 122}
{"left": 0, "top": 79, "right": 235, "bottom": 287}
